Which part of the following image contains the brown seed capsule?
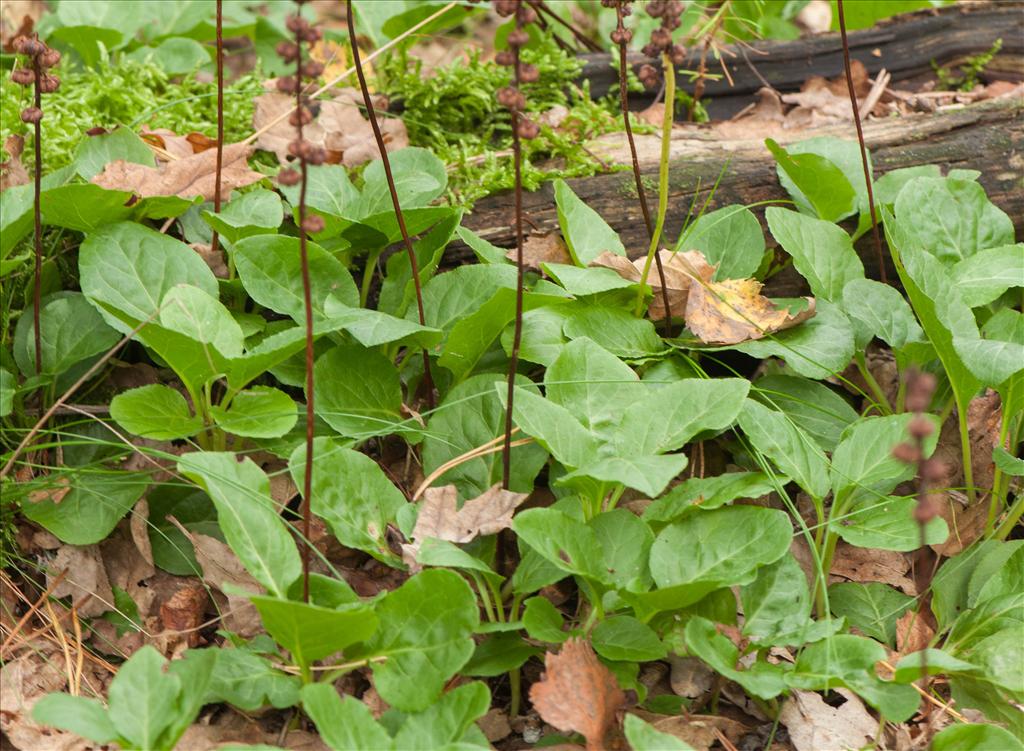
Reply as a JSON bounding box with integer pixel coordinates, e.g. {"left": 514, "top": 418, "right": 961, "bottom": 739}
{"left": 277, "top": 168, "right": 301, "bottom": 186}
{"left": 20, "top": 106, "right": 42, "bottom": 124}
{"left": 10, "top": 68, "right": 34, "bottom": 86}
{"left": 908, "top": 415, "right": 935, "bottom": 440}
{"left": 637, "top": 63, "right": 659, "bottom": 89}
{"left": 301, "top": 214, "right": 325, "bottom": 233}
{"left": 914, "top": 494, "right": 938, "bottom": 524}
{"left": 495, "top": 50, "right": 515, "bottom": 66}
{"left": 301, "top": 60, "right": 324, "bottom": 79}
{"left": 15, "top": 37, "right": 45, "bottom": 57}
{"left": 892, "top": 442, "right": 921, "bottom": 464}
{"left": 517, "top": 118, "right": 540, "bottom": 140}
{"left": 276, "top": 76, "right": 298, "bottom": 94}
{"left": 493, "top": 0, "right": 518, "bottom": 17}
{"left": 516, "top": 4, "right": 537, "bottom": 24}
{"left": 649, "top": 27, "right": 671, "bottom": 51}
{"left": 289, "top": 106, "right": 314, "bottom": 127}
{"left": 300, "top": 27, "right": 322, "bottom": 43}
{"left": 276, "top": 41, "right": 300, "bottom": 61}
{"left": 285, "top": 15, "right": 309, "bottom": 33}
{"left": 921, "top": 458, "right": 946, "bottom": 485}
{"left": 304, "top": 145, "right": 326, "bottom": 165}
{"left": 518, "top": 63, "right": 539, "bottom": 83}
{"left": 39, "top": 74, "right": 60, "bottom": 93}
{"left": 668, "top": 43, "right": 686, "bottom": 65}
{"left": 39, "top": 48, "right": 61, "bottom": 68}
{"left": 507, "top": 28, "right": 529, "bottom": 48}
{"left": 905, "top": 371, "right": 937, "bottom": 413}
{"left": 288, "top": 139, "right": 305, "bottom": 157}
{"left": 497, "top": 86, "right": 525, "bottom": 110}
{"left": 610, "top": 27, "right": 632, "bottom": 45}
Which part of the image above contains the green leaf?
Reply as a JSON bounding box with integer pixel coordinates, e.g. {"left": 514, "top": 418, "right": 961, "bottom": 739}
{"left": 178, "top": 452, "right": 301, "bottom": 598}
{"left": 892, "top": 649, "right": 979, "bottom": 684}
{"left": 456, "top": 225, "right": 509, "bottom": 265}
{"left": 554, "top": 178, "right": 625, "bottom": 265}
{"left": 211, "top": 386, "right": 297, "bottom": 438}
{"left": 965, "top": 624, "right": 1024, "bottom": 694}
{"left": 564, "top": 453, "right": 688, "bottom": 498}
{"left": 931, "top": 723, "right": 1024, "bottom": 751}
{"left": 776, "top": 137, "right": 872, "bottom": 221}
{"left": 413, "top": 263, "right": 517, "bottom": 334}
{"left": 233, "top": 235, "right": 359, "bottom": 323}
{"left": 562, "top": 304, "right": 665, "bottom": 359}
{"left": 676, "top": 204, "right": 764, "bottom": 280}
{"left": 741, "top": 554, "right": 816, "bottom": 646}
{"left": 951, "top": 244, "right": 1024, "bottom": 307}
{"left": 41, "top": 184, "right": 134, "bottom": 232}
{"left": 301, "top": 683, "right": 393, "bottom": 751}
{"left": 840, "top": 278, "right": 924, "bottom": 351}
{"left": 931, "top": 541, "right": 1004, "bottom": 630}
{"left": 590, "top": 509, "right": 654, "bottom": 592}
{"left": 463, "top": 633, "right": 539, "bottom": 676}
{"left": 291, "top": 437, "right": 407, "bottom": 564}
{"left": 834, "top": 495, "right": 948, "bottom": 551}
{"left": 754, "top": 374, "right": 858, "bottom": 452}
{"left": 542, "top": 263, "right": 633, "bottom": 296}
{"left": 203, "top": 189, "right": 283, "bottom": 244}
{"left": 72, "top": 127, "right": 155, "bottom": 180}
{"left": 501, "top": 306, "right": 570, "bottom": 366}
{"left": 504, "top": 386, "right": 601, "bottom": 470}
{"left": 21, "top": 471, "right": 148, "bottom": 545}
{"left": 644, "top": 472, "right": 780, "bottom": 523}
{"left": 831, "top": 414, "right": 939, "bottom": 503}
{"left": 392, "top": 682, "right": 491, "bottom": 750}
{"left": 766, "top": 207, "right": 864, "bottom": 302}
{"left": 513, "top": 508, "right": 606, "bottom": 583}
{"left": 111, "top": 383, "right": 203, "bottom": 440}
{"left": 728, "top": 300, "right": 855, "bottom": 379}
{"left": 207, "top": 648, "right": 300, "bottom": 711}
{"left": 13, "top": 292, "right": 119, "bottom": 377}
{"left": 322, "top": 296, "right": 441, "bottom": 349}
{"left": 995, "top": 446, "right": 1024, "bottom": 477}
{"left": 624, "top": 714, "right": 695, "bottom": 751}
{"left": 649, "top": 506, "right": 792, "bottom": 605}
{"left": 828, "top": 582, "right": 913, "bottom": 645}
{"left": 106, "top": 646, "right": 180, "bottom": 750}
{"left": 251, "top": 596, "right": 378, "bottom": 665}
{"left": 973, "top": 544, "right": 1024, "bottom": 607}
{"left": 32, "top": 694, "right": 119, "bottom": 745}
{"left": 312, "top": 344, "right": 409, "bottom": 441}
{"left": 0, "top": 368, "right": 14, "bottom": 417}
{"left": 738, "top": 398, "right": 830, "bottom": 500}
{"left": 357, "top": 147, "right": 448, "bottom": 215}
{"left": 226, "top": 326, "right": 310, "bottom": 392}
{"left": 592, "top": 616, "right": 666, "bottom": 662}
{"left": 422, "top": 374, "right": 547, "bottom": 499}
{"left": 766, "top": 138, "right": 856, "bottom": 222}
{"left": 126, "top": 36, "right": 210, "bottom": 74}
{"left": 894, "top": 176, "right": 1014, "bottom": 263}
{"left": 378, "top": 210, "right": 461, "bottom": 317}
{"left": 80, "top": 221, "right": 218, "bottom": 335}
{"left": 160, "top": 284, "right": 245, "bottom": 358}
{"left": 617, "top": 377, "right": 749, "bottom": 456}
{"left": 685, "top": 617, "right": 787, "bottom": 699}
{"left": 873, "top": 164, "right": 941, "bottom": 206}
{"left": 522, "top": 596, "right": 567, "bottom": 643}
{"left": 350, "top": 569, "right": 479, "bottom": 711}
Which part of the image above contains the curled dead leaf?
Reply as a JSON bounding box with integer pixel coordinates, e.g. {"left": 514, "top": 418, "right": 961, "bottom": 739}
{"left": 512, "top": 232, "right": 572, "bottom": 270}
{"left": 780, "top": 688, "right": 876, "bottom": 751}
{"left": 1, "top": 133, "right": 29, "bottom": 191}
{"left": 530, "top": 638, "right": 626, "bottom": 751}
{"left": 894, "top": 609, "right": 934, "bottom": 658}
{"left": 591, "top": 248, "right": 711, "bottom": 321}
{"left": 159, "top": 583, "right": 209, "bottom": 647}
{"left": 92, "top": 142, "right": 262, "bottom": 202}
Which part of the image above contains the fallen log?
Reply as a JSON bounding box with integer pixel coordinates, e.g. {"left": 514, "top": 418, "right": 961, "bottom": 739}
{"left": 579, "top": 0, "right": 1023, "bottom": 119}
{"left": 458, "top": 96, "right": 1022, "bottom": 296}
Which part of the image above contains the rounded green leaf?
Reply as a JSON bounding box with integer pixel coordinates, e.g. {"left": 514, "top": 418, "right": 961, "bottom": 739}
{"left": 676, "top": 204, "right": 764, "bottom": 280}
{"left": 211, "top": 386, "right": 297, "bottom": 438}
{"left": 111, "top": 384, "right": 202, "bottom": 440}
{"left": 21, "top": 472, "right": 149, "bottom": 545}
{"left": 312, "top": 344, "right": 407, "bottom": 440}
{"left": 932, "top": 723, "right": 1024, "bottom": 751}
{"left": 160, "top": 284, "right": 245, "bottom": 359}
{"left": 202, "top": 189, "right": 283, "bottom": 243}
{"left": 14, "top": 292, "right": 119, "bottom": 377}
{"left": 592, "top": 616, "right": 666, "bottom": 662}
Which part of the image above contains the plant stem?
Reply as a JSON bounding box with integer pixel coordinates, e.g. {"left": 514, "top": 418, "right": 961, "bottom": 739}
{"left": 854, "top": 352, "right": 893, "bottom": 415}
{"left": 836, "top": 0, "right": 886, "bottom": 285}
{"left": 359, "top": 247, "right": 384, "bottom": 307}
{"left": 509, "top": 666, "right": 522, "bottom": 717}
{"left": 502, "top": 21, "right": 526, "bottom": 491}
{"left": 994, "top": 493, "right": 1024, "bottom": 541}
{"left": 210, "top": 0, "right": 224, "bottom": 261}
{"left": 634, "top": 52, "right": 674, "bottom": 317}
{"left": 347, "top": 2, "right": 435, "bottom": 412}
{"left": 615, "top": 4, "right": 671, "bottom": 333}
{"left": 294, "top": 16, "right": 315, "bottom": 605}
{"left": 956, "top": 399, "right": 977, "bottom": 506}
{"left": 32, "top": 54, "right": 42, "bottom": 376}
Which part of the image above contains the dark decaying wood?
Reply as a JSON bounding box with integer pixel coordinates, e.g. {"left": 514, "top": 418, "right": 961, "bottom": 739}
{"left": 456, "top": 97, "right": 1022, "bottom": 297}
{"left": 579, "top": 1, "right": 1023, "bottom": 119}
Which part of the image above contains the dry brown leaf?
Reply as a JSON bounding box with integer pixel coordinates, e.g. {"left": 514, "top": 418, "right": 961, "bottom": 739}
{"left": 648, "top": 713, "right": 750, "bottom": 751}
{"left": 253, "top": 89, "right": 326, "bottom": 164}
{"left": 714, "top": 87, "right": 786, "bottom": 140}
{"left": 931, "top": 491, "right": 988, "bottom": 558}
{"left": 530, "top": 638, "right": 626, "bottom": 751}
{"left": 189, "top": 531, "right": 264, "bottom": 637}
{"left": 829, "top": 542, "right": 916, "bottom": 596}
{"left": 637, "top": 102, "right": 665, "bottom": 127}
{"left": 140, "top": 127, "right": 195, "bottom": 160}
{"left": 0, "top": 650, "right": 91, "bottom": 751}
{"left": 895, "top": 610, "right": 934, "bottom": 658}
{"left": 1, "top": 133, "right": 29, "bottom": 191}
{"left": 49, "top": 544, "right": 114, "bottom": 618}
{"left": 27, "top": 475, "right": 70, "bottom": 505}
{"left": 668, "top": 655, "right": 714, "bottom": 699}
{"left": 591, "top": 249, "right": 711, "bottom": 321}
{"left": 189, "top": 241, "right": 229, "bottom": 279}
{"left": 479, "top": 708, "right": 513, "bottom": 743}
{"left": 780, "top": 688, "right": 877, "bottom": 751}
{"left": 159, "top": 583, "right": 209, "bottom": 648}
{"left": 403, "top": 484, "right": 528, "bottom": 565}
{"left": 129, "top": 498, "right": 155, "bottom": 567}
{"left": 512, "top": 231, "right": 573, "bottom": 270}
{"left": 310, "top": 38, "right": 349, "bottom": 84}
{"left": 92, "top": 142, "right": 262, "bottom": 202}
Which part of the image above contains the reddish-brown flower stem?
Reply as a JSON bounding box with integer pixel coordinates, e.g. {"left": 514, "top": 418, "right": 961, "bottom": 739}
{"left": 293, "top": 15, "right": 314, "bottom": 606}
{"left": 32, "top": 53, "right": 42, "bottom": 375}
{"left": 346, "top": 1, "right": 435, "bottom": 411}
{"left": 501, "top": 41, "right": 526, "bottom": 491}
{"left": 210, "top": 0, "right": 224, "bottom": 259}
{"left": 836, "top": 0, "right": 886, "bottom": 285}
{"left": 614, "top": 4, "right": 672, "bottom": 334}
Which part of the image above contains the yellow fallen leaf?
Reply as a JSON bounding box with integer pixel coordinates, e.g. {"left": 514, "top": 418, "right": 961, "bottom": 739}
{"left": 310, "top": 39, "right": 351, "bottom": 84}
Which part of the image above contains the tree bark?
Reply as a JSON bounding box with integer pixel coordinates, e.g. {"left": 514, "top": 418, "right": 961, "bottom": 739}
{"left": 457, "top": 97, "right": 1022, "bottom": 296}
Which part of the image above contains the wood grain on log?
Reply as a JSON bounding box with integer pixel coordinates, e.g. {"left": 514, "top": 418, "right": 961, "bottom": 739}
{"left": 578, "top": 1, "right": 1023, "bottom": 119}
{"left": 457, "top": 97, "right": 1022, "bottom": 297}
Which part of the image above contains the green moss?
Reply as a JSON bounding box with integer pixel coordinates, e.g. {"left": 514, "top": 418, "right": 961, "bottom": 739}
{"left": 1, "top": 58, "right": 261, "bottom": 174}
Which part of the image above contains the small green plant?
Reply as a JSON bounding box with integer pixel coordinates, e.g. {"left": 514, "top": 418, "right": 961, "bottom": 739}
{"left": 933, "top": 38, "right": 1003, "bottom": 91}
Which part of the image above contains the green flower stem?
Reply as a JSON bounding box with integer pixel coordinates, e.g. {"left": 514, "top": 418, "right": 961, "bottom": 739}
{"left": 360, "top": 248, "right": 384, "bottom": 308}
{"left": 994, "top": 492, "right": 1024, "bottom": 541}
{"left": 634, "top": 53, "right": 674, "bottom": 317}
{"left": 957, "top": 399, "right": 977, "bottom": 506}
{"left": 854, "top": 352, "right": 893, "bottom": 415}
{"left": 988, "top": 409, "right": 1015, "bottom": 533}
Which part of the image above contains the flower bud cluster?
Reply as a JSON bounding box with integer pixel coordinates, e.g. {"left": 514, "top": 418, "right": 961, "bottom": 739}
{"left": 276, "top": 7, "right": 327, "bottom": 233}
{"left": 635, "top": 0, "right": 685, "bottom": 89}
{"left": 891, "top": 370, "right": 944, "bottom": 524}
{"left": 10, "top": 35, "right": 60, "bottom": 124}
{"left": 493, "top": 0, "right": 539, "bottom": 140}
